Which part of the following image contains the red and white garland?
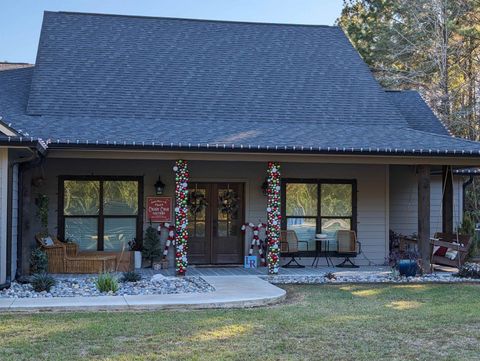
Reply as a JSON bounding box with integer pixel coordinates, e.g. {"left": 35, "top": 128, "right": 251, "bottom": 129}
{"left": 266, "top": 162, "right": 281, "bottom": 274}
{"left": 241, "top": 222, "right": 267, "bottom": 266}
{"left": 174, "top": 160, "right": 189, "bottom": 275}
{"left": 158, "top": 222, "right": 176, "bottom": 259}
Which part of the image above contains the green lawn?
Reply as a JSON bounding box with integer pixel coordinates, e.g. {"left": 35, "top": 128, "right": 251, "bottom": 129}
{"left": 1, "top": 284, "right": 480, "bottom": 360}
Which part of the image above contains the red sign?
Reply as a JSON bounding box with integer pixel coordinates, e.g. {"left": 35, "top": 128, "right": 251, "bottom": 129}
{"left": 146, "top": 197, "right": 172, "bottom": 223}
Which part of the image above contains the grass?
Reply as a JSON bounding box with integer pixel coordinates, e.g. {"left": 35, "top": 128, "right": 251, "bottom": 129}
{"left": 1, "top": 284, "right": 480, "bottom": 360}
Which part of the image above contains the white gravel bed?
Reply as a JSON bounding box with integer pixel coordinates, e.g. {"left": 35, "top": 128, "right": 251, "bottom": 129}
{"left": 262, "top": 271, "right": 480, "bottom": 284}
{"left": 0, "top": 275, "right": 215, "bottom": 298}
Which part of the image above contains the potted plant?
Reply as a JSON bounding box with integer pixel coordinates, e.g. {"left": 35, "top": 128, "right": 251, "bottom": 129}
{"left": 142, "top": 226, "right": 161, "bottom": 268}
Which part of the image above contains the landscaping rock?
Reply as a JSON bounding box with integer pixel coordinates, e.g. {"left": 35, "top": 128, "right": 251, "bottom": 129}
{"left": 0, "top": 275, "right": 214, "bottom": 298}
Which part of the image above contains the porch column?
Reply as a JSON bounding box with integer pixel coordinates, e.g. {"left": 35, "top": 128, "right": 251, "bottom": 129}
{"left": 173, "top": 160, "right": 189, "bottom": 276}
{"left": 266, "top": 162, "right": 281, "bottom": 274}
{"left": 442, "top": 165, "right": 454, "bottom": 234}
{"left": 417, "top": 165, "right": 431, "bottom": 272}
{"left": 0, "top": 149, "right": 8, "bottom": 285}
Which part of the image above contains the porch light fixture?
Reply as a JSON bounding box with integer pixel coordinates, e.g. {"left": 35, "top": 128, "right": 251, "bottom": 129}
{"left": 154, "top": 176, "right": 166, "bottom": 195}
{"left": 261, "top": 177, "right": 269, "bottom": 196}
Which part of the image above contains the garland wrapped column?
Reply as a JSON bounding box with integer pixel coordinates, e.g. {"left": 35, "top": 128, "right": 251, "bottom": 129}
{"left": 266, "top": 162, "right": 281, "bottom": 274}
{"left": 174, "top": 160, "right": 189, "bottom": 275}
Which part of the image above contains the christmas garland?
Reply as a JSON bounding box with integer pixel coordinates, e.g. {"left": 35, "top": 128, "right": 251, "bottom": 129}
{"left": 174, "top": 160, "right": 189, "bottom": 275}
{"left": 266, "top": 162, "right": 281, "bottom": 274}
{"left": 188, "top": 190, "right": 208, "bottom": 215}
{"left": 157, "top": 222, "right": 176, "bottom": 259}
{"left": 241, "top": 222, "right": 267, "bottom": 266}
{"left": 219, "top": 189, "right": 239, "bottom": 215}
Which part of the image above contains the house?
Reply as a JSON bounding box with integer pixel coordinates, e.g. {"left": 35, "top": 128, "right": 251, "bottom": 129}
{"left": 0, "top": 11, "right": 479, "bottom": 282}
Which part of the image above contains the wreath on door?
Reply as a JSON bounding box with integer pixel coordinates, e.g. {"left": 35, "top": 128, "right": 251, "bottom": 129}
{"left": 219, "top": 189, "right": 239, "bottom": 215}
{"left": 188, "top": 191, "right": 208, "bottom": 215}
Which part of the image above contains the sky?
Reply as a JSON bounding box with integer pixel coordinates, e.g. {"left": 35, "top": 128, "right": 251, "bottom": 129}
{"left": 0, "top": 0, "right": 344, "bottom": 63}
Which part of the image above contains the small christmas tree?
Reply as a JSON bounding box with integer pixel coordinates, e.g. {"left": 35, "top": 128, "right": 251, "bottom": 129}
{"left": 142, "top": 226, "right": 161, "bottom": 267}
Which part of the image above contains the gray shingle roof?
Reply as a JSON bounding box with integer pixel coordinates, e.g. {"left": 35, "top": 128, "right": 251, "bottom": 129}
{"left": 1, "top": 11, "right": 480, "bottom": 157}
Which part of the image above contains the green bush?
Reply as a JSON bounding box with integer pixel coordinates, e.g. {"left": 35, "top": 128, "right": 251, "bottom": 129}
{"left": 96, "top": 273, "right": 119, "bottom": 293}
{"left": 30, "top": 248, "right": 48, "bottom": 274}
{"left": 30, "top": 273, "right": 56, "bottom": 292}
{"left": 121, "top": 271, "right": 142, "bottom": 283}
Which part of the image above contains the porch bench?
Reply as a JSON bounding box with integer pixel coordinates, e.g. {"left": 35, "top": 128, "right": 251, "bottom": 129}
{"left": 36, "top": 235, "right": 117, "bottom": 274}
{"left": 430, "top": 232, "right": 472, "bottom": 269}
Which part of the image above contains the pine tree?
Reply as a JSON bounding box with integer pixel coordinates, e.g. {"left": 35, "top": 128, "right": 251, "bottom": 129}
{"left": 142, "top": 226, "right": 161, "bottom": 267}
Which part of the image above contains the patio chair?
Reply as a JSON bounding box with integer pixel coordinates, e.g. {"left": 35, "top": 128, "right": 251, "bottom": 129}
{"left": 430, "top": 232, "right": 472, "bottom": 270}
{"left": 335, "top": 230, "right": 362, "bottom": 268}
{"left": 280, "top": 230, "right": 309, "bottom": 268}
{"left": 35, "top": 234, "right": 116, "bottom": 274}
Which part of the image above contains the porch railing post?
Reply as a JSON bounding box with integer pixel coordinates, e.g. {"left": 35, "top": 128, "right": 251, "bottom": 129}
{"left": 174, "top": 160, "right": 189, "bottom": 276}
{"left": 266, "top": 162, "right": 281, "bottom": 274}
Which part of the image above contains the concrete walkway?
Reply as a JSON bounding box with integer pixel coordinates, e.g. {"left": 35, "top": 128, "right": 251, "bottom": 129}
{"left": 0, "top": 276, "right": 286, "bottom": 312}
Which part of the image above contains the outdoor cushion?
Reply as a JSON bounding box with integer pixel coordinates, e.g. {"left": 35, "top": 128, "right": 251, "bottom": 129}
{"left": 42, "top": 236, "right": 54, "bottom": 246}
{"left": 434, "top": 246, "right": 448, "bottom": 257}
{"left": 445, "top": 249, "right": 458, "bottom": 260}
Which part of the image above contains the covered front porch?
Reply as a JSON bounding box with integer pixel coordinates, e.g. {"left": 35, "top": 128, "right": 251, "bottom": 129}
{"left": 17, "top": 149, "right": 472, "bottom": 277}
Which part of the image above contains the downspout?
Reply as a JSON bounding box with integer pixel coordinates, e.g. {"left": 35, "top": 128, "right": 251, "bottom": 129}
{"left": 0, "top": 148, "right": 42, "bottom": 289}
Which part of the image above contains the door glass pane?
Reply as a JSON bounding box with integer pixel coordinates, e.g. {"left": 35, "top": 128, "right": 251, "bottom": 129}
{"left": 321, "top": 218, "right": 351, "bottom": 251}
{"left": 321, "top": 184, "right": 352, "bottom": 217}
{"left": 218, "top": 188, "right": 239, "bottom": 220}
{"left": 286, "top": 218, "right": 316, "bottom": 251}
{"left": 104, "top": 181, "right": 138, "bottom": 215}
{"left": 64, "top": 181, "right": 100, "bottom": 215}
{"left": 286, "top": 183, "right": 317, "bottom": 216}
{"left": 104, "top": 218, "right": 137, "bottom": 251}
{"left": 65, "top": 217, "right": 98, "bottom": 250}
{"left": 195, "top": 221, "right": 206, "bottom": 238}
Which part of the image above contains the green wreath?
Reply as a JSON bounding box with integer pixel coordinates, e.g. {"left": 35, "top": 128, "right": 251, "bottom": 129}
{"left": 219, "top": 189, "right": 239, "bottom": 215}
{"left": 188, "top": 191, "right": 208, "bottom": 215}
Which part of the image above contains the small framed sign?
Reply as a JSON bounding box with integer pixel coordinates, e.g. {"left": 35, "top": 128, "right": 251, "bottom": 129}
{"left": 146, "top": 197, "right": 172, "bottom": 223}
{"left": 244, "top": 256, "right": 257, "bottom": 269}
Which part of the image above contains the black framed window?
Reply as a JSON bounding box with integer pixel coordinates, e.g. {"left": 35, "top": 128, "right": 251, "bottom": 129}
{"left": 281, "top": 179, "right": 357, "bottom": 254}
{"left": 59, "top": 176, "right": 143, "bottom": 251}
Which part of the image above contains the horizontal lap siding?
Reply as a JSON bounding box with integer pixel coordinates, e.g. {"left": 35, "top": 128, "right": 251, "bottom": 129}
{"left": 27, "top": 159, "right": 389, "bottom": 268}
{"left": 389, "top": 166, "right": 463, "bottom": 237}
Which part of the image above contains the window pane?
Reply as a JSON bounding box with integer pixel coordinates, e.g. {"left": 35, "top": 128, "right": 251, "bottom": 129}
{"left": 64, "top": 181, "right": 100, "bottom": 215}
{"left": 104, "top": 218, "right": 137, "bottom": 251}
{"left": 321, "top": 218, "right": 351, "bottom": 251}
{"left": 321, "top": 184, "right": 352, "bottom": 217}
{"left": 286, "top": 218, "right": 316, "bottom": 251}
{"left": 286, "top": 183, "right": 317, "bottom": 217}
{"left": 104, "top": 181, "right": 138, "bottom": 215}
{"left": 65, "top": 217, "right": 98, "bottom": 250}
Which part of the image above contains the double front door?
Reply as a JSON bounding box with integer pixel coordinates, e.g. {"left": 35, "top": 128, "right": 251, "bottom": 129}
{"left": 187, "top": 183, "right": 244, "bottom": 265}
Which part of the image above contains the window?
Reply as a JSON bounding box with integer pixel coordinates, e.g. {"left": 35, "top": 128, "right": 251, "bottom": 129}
{"left": 282, "top": 179, "right": 356, "bottom": 253}
{"left": 59, "top": 176, "right": 143, "bottom": 251}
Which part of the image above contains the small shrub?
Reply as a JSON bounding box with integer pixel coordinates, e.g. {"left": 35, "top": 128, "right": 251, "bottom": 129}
{"left": 96, "top": 273, "right": 119, "bottom": 293}
{"left": 121, "top": 271, "right": 142, "bottom": 283}
{"left": 30, "top": 273, "right": 56, "bottom": 292}
{"left": 30, "top": 248, "right": 48, "bottom": 274}
{"left": 457, "top": 262, "right": 480, "bottom": 279}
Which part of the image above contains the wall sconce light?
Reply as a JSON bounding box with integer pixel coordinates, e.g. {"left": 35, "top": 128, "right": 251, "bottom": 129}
{"left": 154, "top": 176, "right": 166, "bottom": 195}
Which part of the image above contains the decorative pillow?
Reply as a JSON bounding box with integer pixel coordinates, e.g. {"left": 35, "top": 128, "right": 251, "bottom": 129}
{"left": 434, "top": 246, "right": 448, "bottom": 257}
{"left": 445, "top": 249, "right": 458, "bottom": 260}
{"left": 43, "top": 237, "right": 54, "bottom": 246}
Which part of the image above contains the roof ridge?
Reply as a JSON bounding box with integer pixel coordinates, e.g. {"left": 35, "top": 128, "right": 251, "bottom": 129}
{"left": 49, "top": 11, "right": 340, "bottom": 29}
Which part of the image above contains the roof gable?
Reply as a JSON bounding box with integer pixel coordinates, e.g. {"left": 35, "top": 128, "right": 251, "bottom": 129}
{"left": 26, "top": 11, "right": 408, "bottom": 127}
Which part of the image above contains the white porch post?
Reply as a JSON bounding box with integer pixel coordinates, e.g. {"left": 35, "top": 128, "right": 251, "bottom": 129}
{"left": 266, "top": 162, "right": 281, "bottom": 274}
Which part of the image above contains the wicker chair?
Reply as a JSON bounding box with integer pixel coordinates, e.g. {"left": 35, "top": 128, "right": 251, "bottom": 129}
{"left": 336, "top": 230, "right": 361, "bottom": 268}
{"left": 35, "top": 235, "right": 116, "bottom": 274}
{"left": 430, "top": 232, "right": 472, "bottom": 270}
{"left": 280, "top": 230, "right": 308, "bottom": 268}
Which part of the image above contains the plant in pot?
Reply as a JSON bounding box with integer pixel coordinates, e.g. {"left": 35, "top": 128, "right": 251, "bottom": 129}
{"left": 128, "top": 238, "right": 143, "bottom": 269}
{"left": 142, "top": 226, "right": 161, "bottom": 268}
